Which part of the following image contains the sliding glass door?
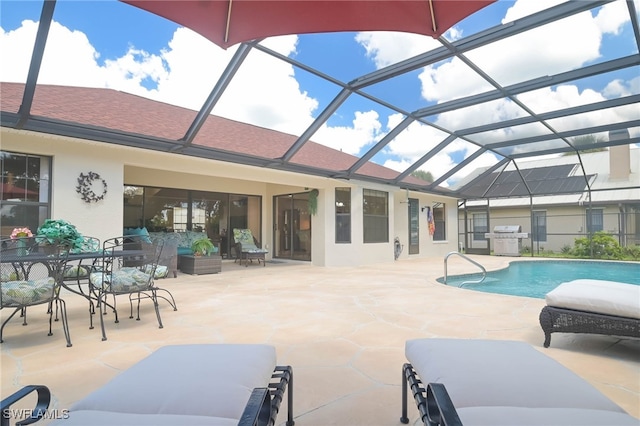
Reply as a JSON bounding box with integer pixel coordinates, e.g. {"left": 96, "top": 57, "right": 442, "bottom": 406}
{"left": 274, "top": 193, "right": 311, "bottom": 261}
{"left": 124, "top": 185, "right": 262, "bottom": 258}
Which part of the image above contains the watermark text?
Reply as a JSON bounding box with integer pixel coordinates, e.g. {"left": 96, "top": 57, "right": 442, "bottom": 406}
{"left": 2, "top": 408, "right": 70, "bottom": 421}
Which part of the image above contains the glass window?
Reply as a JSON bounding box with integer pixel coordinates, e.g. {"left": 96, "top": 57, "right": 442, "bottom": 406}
{"left": 335, "top": 187, "right": 351, "bottom": 243}
{"left": 433, "top": 203, "right": 446, "bottom": 241}
{"left": 532, "top": 210, "right": 547, "bottom": 242}
{"left": 409, "top": 199, "right": 419, "bottom": 254}
{"left": 473, "top": 212, "right": 488, "bottom": 241}
{"left": 1, "top": 151, "right": 50, "bottom": 238}
{"left": 363, "top": 189, "right": 388, "bottom": 243}
{"left": 141, "top": 187, "right": 189, "bottom": 232}
{"left": 587, "top": 208, "right": 603, "bottom": 233}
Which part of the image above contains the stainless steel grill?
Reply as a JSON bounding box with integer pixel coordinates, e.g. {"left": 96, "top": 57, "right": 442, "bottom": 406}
{"left": 484, "top": 225, "right": 529, "bottom": 256}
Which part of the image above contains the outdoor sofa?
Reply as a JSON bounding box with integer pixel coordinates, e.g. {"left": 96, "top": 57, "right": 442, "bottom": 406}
{"left": 124, "top": 228, "right": 216, "bottom": 278}
{"left": 1, "top": 344, "right": 294, "bottom": 426}
{"left": 401, "top": 338, "right": 637, "bottom": 425}
{"left": 540, "top": 279, "right": 640, "bottom": 348}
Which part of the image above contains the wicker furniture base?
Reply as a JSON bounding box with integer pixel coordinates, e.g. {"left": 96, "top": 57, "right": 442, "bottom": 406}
{"left": 178, "top": 254, "right": 221, "bottom": 275}
{"left": 239, "top": 251, "right": 266, "bottom": 267}
{"left": 539, "top": 305, "right": 640, "bottom": 348}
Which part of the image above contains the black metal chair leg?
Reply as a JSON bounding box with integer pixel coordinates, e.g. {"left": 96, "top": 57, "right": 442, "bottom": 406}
{"left": 0, "top": 309, "right": 21, "bottom": 343}
{"left": 401, "top": 364, "right": 409, "bottom": 424}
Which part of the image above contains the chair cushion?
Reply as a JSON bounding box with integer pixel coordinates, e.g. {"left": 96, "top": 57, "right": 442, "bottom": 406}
{"left": 177, "top": 247, "right": 192, "bottom": 255}
{"left": 89, "top": 268, "right": 152, "bottom": 292}
{"left": 233, "top": 229, "right": 255, "bottom": 246}
{"left": 405, "top": 338, "right": 625, "bottom": 413}
{"left": 545, "top": 279, "right": 640, "bottom": 319}
{"left": 52, "top": 411, "right": 238, "bottom": 425}
{"left": 457, "top": 406, "right": 639, "bottom": 425}
{"left": 123, "top": 227, "right": 152, "bottom": 243}
{"left": 70, "top": 344, "right": 277, "bottom": 421}
{"left": 1, "top": 278, "right": 55, "bottom": 305}
{"left": 148, "top": 264, "right": 168, "bottom": 279}
{"left": 241, "top": 244, "right": 268, "bottom": 254}
{"left": 63, "top": 265, "right": 89, "bottom": 279}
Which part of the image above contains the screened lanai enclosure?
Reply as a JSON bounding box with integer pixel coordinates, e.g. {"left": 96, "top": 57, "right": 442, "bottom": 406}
{"left": 2, "top": 0, "right": 639, "bottom": 258}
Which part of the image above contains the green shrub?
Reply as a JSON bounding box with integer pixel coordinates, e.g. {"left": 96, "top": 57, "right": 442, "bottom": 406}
{"left": 572, "top": 231, "right": 622, "bottom": 259}
{"left": 560, "top": 244, "right": 572, "bottom": 254}
{"left": 622, "top": 245, "right": 640, "bottom": 261}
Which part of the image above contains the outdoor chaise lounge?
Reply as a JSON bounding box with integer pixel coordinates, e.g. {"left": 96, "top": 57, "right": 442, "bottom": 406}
{"left": 233, "top": 229, "right": 268, "bottom": 267}
{"left": 1, "top": 344, "right": 294, "bottom": 426}
{"left": 401, "top": 338, "right": 638, "bottom": 426}
{"left": 540, "top": 279, "right": 640, "bottom": 348}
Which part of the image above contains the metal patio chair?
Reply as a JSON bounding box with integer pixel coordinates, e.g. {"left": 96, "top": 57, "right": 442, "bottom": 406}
{"left": 90, "top": 235, "right": 164, "bottom": 341}
{"left": 0, "top": 240, "right": 72, "bottom": 347}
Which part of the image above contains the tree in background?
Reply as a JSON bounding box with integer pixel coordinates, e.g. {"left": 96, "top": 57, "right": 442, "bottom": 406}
{"left": 411, "top": 170, "right": 434, "bottom": 183}
{"left": 564, "top": 134, "right": 607, "bottom": 155}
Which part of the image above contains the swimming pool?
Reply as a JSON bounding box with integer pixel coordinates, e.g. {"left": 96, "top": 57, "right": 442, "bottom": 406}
{"left": 438, "top": 260, "right": 640, "bottom": 299}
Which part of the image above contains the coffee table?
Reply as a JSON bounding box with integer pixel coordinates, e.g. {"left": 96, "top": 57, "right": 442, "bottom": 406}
{"left": 178, "top": 254, "right": 222, "bottom": 275}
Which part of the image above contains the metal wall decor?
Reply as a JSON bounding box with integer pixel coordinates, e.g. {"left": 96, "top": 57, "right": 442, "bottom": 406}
{"left": 76, "top": 171, "right": 107, "bottom": 203}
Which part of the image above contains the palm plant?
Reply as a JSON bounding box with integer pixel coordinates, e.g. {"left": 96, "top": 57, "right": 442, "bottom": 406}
{"left": 191, "top": 237, "right": 216, "bottom": 256}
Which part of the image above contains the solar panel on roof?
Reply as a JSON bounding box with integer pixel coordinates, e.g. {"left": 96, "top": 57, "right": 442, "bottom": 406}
{"left": 464, "top": 165, "right": 593, "bottom": 198}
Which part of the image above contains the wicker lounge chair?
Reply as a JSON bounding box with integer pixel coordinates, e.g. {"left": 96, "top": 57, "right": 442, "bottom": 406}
{"left": 2, "top": 344, "right": 294, "bottom": 426}
{"left": 401, "top": 338, "right": 638, "bottom": 425}
{"left": 540, "top": 279, "right": 640, "bottom": 348}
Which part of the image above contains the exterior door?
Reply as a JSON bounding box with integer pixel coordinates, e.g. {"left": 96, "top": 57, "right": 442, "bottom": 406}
{"left": 274, "top": 193, "right": 311, "bottom": 261}
{"left": 465, "top": 206, "right": 490, "bottom": 255}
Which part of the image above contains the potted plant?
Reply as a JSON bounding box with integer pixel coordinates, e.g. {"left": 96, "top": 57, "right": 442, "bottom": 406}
{"left": 10, "top": 227, "right": 33, "bottom": 256}
{"left": 35, "top": 219, "right": 84, "bottom": 252}
{"left": 308, "top": 188, "right": 319, "bottom": 215}
{"left": 191, "top": 237, "right": 216, "bottom": 256}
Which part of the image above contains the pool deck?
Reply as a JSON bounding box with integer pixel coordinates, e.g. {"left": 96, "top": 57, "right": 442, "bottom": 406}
{"left": 1, "top": 255, "right": 638, "bottom": 424}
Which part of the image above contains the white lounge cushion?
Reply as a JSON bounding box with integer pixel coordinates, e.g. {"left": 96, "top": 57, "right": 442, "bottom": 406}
{"left": 405, "top": 339, "right": 626, "bottom": 413}
{"left": 457, "top": 406, "right": 639, "bottom": 425}
{"left": 54, "top": 410, "right": 238, "bottom": 425}
{"left": 545, "top": 279, "right": 640, "bottom": 319}
{"left": 70, "top": 344, "right": 277, "bottom": 421}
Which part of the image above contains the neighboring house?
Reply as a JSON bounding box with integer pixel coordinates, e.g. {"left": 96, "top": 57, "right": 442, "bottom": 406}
{"left": 1, "top": 83, "right": 459, "bottom": 266}
{"left": 459, "top": 145, "right": 640, "bottom": 254}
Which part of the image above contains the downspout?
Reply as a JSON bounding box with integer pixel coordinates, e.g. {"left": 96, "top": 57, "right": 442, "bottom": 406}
{"left": 459, "top": 199, "right": 467, "bottom": 253}
{"left": 574, "top": 151, "right": 594, "bottom": 258}
{"left": 619, "top": 204, "right": 626, "bottom": 247}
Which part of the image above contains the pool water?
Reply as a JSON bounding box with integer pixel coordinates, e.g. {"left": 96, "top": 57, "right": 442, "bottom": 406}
{"left": 439, "top": 260, "right": 640, "bottom": 299}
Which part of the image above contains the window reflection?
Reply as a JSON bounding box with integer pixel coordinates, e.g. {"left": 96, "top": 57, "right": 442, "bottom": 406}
{"left": 123, "top": 185, "right": 261, "bottom": 258}
{"left": 0, "top": 151, "right": 50, "bottom": 238}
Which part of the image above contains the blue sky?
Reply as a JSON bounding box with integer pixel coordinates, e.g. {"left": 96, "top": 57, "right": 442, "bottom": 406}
{"left": 1, "top": 0, "right": 638, "bottom": 185}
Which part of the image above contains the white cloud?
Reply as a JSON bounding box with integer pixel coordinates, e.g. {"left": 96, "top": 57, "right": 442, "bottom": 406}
{"left": 354, "top": 31, "right": 440, "bottom": 69}
{"left": 0, "top": 20, "right": 323, "bottom": 138}
{"left": 1, "top": 20, "right": 106, "bottom": 87}
{"left": 313, "top": 110, "right": 382, "bottom": 155}
{"left": 603, "top": 76, "right": 640, "bottom": 97}
{"left": 594, "top": 0, "right": 630, "bottom": 35}
{"left": 1, "top": 0, "right": 636, "bottom": 181}
{"left": 0, "top": 19, "right": 38, "bottom": 83}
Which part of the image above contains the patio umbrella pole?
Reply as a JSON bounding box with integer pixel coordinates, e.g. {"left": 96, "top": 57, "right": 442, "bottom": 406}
{"left": 428, "top": 0, "right": 437, "bottom": 32}
{"left": 225, "top": 0, "right": 233, "bottom": 43}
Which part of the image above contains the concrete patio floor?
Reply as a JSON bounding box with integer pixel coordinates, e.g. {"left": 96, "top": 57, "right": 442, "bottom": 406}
{"left": 1, "top": 255, "right": 639, "bottom": 425}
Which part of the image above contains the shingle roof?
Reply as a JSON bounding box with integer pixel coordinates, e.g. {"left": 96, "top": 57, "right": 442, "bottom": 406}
{"left": 1, "top": 82, "right": 427, "bottom": 186}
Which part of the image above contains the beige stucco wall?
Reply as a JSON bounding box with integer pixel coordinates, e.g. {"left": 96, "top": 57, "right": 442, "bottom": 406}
{"left": 2, "top": 129, "right": 125, "bottom": 244}
{"left": 2, "top": 128, "right": 459, "bottom": 266}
